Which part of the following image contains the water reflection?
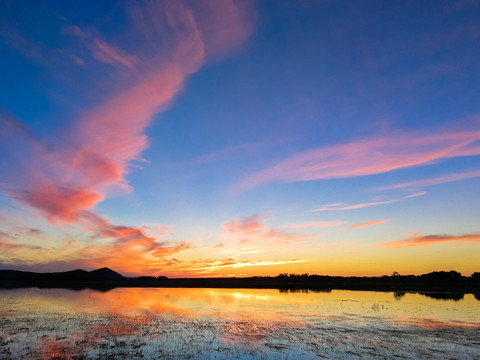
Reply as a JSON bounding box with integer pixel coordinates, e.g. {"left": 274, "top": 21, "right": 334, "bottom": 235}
{"left": 0, "top": 288, "right": 479, "bottom": 359}
{"left": 278, "top": 288, "right": 332, "bottom": 293}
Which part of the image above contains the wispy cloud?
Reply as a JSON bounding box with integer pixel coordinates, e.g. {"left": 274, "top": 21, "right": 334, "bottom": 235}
{"left": 75, "top": 211, "right": 194, "bottom": 269}
{"left": 384, "top": 233, "right": 480, "bottom": 248}
{"left": 406, "top": 191, "right": 427, "bottom": 198}
{"left": 342, "top": 219, "right": 389, "bottom": 230}
{"left": 283, "top": 221, "right": 343, "bottom": 228}
{"left": 0, "top": 230, "right": 16, "bottom": 239}
{"left": 65, "top": 25, "right": 139, "bottom": 69}
{"left": 0, "top": 1, "right": 255, "bottom": 275}
{"left": 380, "top": 169, "right": 480, "bottom": 191}
{"left": 217, "top": 259, "right": 309, "bottom": 269}
{"left": 0, "top": 1, "right": 253, "bottom": 225}
{"left": 157, "top": 257, "right": 310, "bottom": 276}
{"left": 312, "top": 200, "right": 397, "bottom": 212}
{"left": 0, "top": 227, "right": 44, "bottom": 239}
{"left": 234, "top": 130, "right": 480, "bottom": 191}
{"left": 218, "top": 214, "right": 315, "bottom": 259}
{"left": 0, "top": 233, "right": 44, "bottom": 254}
{"left": 0, "top": 23, "right": 52, "bottom": 65}
{"left": 222, "top": 214, "right": 266, "bottom": 233}
{"left": 0, "top": 240, "right": 43, "bottom": 253}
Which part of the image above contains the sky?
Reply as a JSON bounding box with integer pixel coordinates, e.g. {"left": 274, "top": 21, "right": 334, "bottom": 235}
{"left": 0, "top": 0, "right": 479, "bottom": 278}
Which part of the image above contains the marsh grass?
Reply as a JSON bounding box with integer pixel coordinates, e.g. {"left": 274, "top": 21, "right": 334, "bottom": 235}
{"left": 0, "top": 288, "right": 479, "bottom": 359}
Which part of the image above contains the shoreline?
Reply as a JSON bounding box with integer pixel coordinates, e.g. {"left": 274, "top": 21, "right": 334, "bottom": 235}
{"left": 1, "top": 268, "right": 479, "bottom": 296}
{"left": 1, "top": 278, "right": 479, "bottom": 297}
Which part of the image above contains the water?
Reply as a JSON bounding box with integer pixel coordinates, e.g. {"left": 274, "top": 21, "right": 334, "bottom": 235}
{"left": 0, "top": 287, "right": 479, "bottom": 359}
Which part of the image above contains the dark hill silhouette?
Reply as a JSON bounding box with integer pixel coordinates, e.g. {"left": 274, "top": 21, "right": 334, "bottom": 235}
{"left": 88, "top": 267, "right": 125, "bottom": 280}
{"left": 0, "top": 268, "right": 479, "bottom": 298}
{"left": 0, "top": 267, "right": 124, "bottom": 287}
{"left": 0, "top": 269, "right": 42, "bottom": 280}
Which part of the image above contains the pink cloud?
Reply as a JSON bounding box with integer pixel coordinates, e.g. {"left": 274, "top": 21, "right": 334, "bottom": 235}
{"left": 0, "top": 2, "right": 255, "bottom": 276}
{"left": 65, "top": 25, "right": 139, "bottom": 69}
{"left": 218, "top": 213, "right": 316, "bottom": 258}
{"left": 380, "top": 169, "right": 480, "bottom": 191}
{"left": 181, "top": 0, "right": 254, "bottom": 61}
{"left": 82, "top": 211, "right": 190, "bottom": 252}
{"left": 91, "top": 39, "right": 138, "bottom": 69}
{"left": 406, "top": 191, "right": 427, "bottom": 198}
{"left": 384, "top": 233, "right": 480, "bottom": 248}
{"left": 0, "top": 239, "right": 42, "bottom": 252}
{"left": 0, "top": 1, "right": 254, "bottom": 228}
{"left": 312, "top": 200, "right": 397, "bottom": 212}
{"left": 283, "top": 221, "right": 343, "bottom": 228}
{"left": 261, "top": 230, "right": 311, "bottom": 243}
{"left": 342, "top": 219, "right": 389, "bottom": 230}
{"left": 222, "top": 214, "right": 266, "bottom": 233}
{"left": 234, "top": 130, "right": 480, "bottom": 191}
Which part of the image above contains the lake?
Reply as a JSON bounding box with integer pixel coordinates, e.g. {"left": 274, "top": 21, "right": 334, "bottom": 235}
{"left": 0, "top": 287, "right": 479, "bottom": 359}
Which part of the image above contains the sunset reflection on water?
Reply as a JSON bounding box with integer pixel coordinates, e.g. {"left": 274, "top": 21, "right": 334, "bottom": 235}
{"left": 0, "top": 288, "right": 479, "bottom": 359}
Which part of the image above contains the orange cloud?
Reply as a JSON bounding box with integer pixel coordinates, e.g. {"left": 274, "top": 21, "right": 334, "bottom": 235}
{"left": 71, "top": 211, "right": 194, "bottom": 272}
{"left": 312, "top": 200, "right": 397, "bottom": 212}
{"left": 234, "top": 130, "right": 480, "bottom": 191}
{"left": 342, "top": 219, "right": 389, "bottom": 230}
{"left": 150, "top": 257, "right": 310, "bottom": 276}
{"left": 0, "top": 211, "right": 193, "bottom": 276}
{"left": 385, "top": 233, "right": 480, "bottom": 248}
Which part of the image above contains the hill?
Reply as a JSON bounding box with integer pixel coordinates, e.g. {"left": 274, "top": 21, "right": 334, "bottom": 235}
{"left": 0, "top": 267, "right": 125, "bottom": 288}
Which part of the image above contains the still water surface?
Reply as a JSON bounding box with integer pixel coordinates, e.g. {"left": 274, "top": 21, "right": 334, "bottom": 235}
{"left": 0, "top": 288, "right": 479, "bottom": 359}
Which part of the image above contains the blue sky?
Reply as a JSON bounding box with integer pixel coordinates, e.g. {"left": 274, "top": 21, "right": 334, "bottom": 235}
{"left": 1, "top": 0, "right": 479, "bottom": 277}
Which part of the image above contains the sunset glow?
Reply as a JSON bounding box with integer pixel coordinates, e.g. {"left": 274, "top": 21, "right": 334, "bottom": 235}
{"left": 1, "top": 0, "right": 479, "bottom": 277}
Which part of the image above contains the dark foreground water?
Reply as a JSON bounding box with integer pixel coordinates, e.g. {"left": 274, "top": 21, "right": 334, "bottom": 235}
{"left": 0, "top": 288, "right": 479, "bottom": 359}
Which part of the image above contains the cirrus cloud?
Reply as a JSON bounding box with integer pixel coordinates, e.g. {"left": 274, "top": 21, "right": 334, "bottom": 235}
{"left": 312, "top": 200, "right": 397, "bottom": 212}
{"left": 342, "top": 219, "right": 389, "bottom": 230}
{"left": 222, "top": 214, "right": 267, "bottom": 233}
{"left": 384, "top": 233, "right": 480, "bottom": 248}
{"left": 0, "top": 1, "right": 254, "bottom": 275}
{"left": 380, "top": 169, "right": 480, "bottom": 191}
{"left": 0, "top": 1, "right": 253, "bottom": 226}
{"left": 234, "top": 129, "right": 480, "bottom": 192}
